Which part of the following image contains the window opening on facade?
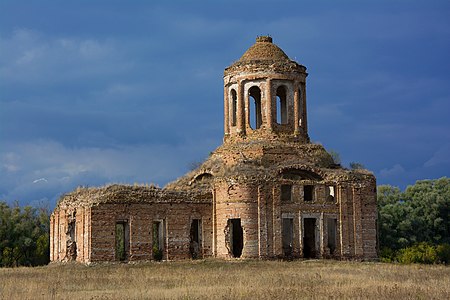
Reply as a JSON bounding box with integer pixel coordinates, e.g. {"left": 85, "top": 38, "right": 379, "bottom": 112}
{"left": 303, "top": 218, "right": 317, "bottom": 258}
{"left": 304, "top": 185, "right": 314, "bottom": 202}
{"left": 276, "top": 86, "right": 288, "bottom": 124}
{"left": 152, "top": 221, "right": 164, "bottom": 261}
{"left": 327, "top": 186, "right": 335, "bottom": 202}
{"left": 281, "top": 184, "right": 292, "bottom": 202}
{"left": 282, "top": 218, "right": 294, "bottom": 257}
{"left": 228, "top": 218, "right": 243, "bottom": 258}
{"left": 249, "top": 86, "right": 262, "bottom": 129}
{"left": 190, "top": 219, "right": 202, "bottom": 259}
{"left": 231, "top": 89, "right": 237, "bottom": 127}
{"left": 115, "top": 221, "right": 129, "bottom": 261}
{"left": 327, "top": 218, "right": 337, "bottom": 255}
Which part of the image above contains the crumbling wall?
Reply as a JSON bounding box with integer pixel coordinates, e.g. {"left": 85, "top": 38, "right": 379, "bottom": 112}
{"left": 88, "top": 202, "right": 212, "bottom": 262}
{"left": 214, "top": 180, "right": 260, "bottom": 259}
{"left": 50, "top": 206, "right": 91, "bottom": 263}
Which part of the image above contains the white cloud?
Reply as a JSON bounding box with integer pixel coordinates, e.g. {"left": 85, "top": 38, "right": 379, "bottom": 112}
{"left": 0, "top": 137, "right": 219, "bottom": 206}
{"left": 379, "top": 164, "right": 406, "bottom": 178}
{"left": 33, "top": 178, "right": 48, "bottom": 184}
{"left": 424, "top": 143, "right": 450, "bottom": 167}
{"left": 0, "top": 29, "right": 128, "bottom": 86}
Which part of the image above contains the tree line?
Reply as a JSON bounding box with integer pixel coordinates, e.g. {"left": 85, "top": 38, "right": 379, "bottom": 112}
{"left": 0, "top": 177, "right": 449, "bottom": 266}
{"left": 378, "top": 177, "right": 450, "bottom": 264}
{"left": 0, "top": 202, "right": 50, "bottom": 267}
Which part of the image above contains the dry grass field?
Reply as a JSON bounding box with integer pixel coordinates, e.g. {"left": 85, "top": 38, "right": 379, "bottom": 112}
{"left": 0, "top": 259, "right": 449, "bottom": 299}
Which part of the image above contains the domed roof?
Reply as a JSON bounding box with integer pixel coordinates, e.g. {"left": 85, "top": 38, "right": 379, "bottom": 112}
{"left": 224, "top": 36, "right": 306, "bottom": 76}
{"left": 238, "top": 36, "right": 290, "bottom": 62}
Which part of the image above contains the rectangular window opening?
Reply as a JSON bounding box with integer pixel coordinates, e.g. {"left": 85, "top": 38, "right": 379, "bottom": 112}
{"left": 281, "top": 184, "right": 292, "bottom": 202}
{"left": 304, "top": 185, "right": 314, "bottom": 202}
{"left": 327, "top": 186, "right": 335, "bottom": 202}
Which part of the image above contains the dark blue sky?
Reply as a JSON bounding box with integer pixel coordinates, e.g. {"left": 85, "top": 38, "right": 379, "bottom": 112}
{"left": 1, "top": 0, "right": 449, "bottom": 207}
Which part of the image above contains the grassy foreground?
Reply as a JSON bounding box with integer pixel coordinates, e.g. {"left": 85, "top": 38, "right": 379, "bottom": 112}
{"left": 0, "top": 259, "right": 449, "bottom": 299}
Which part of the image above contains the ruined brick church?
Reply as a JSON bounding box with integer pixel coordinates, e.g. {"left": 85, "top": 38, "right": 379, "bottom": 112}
{"left": 50, "top": 36, "right": 378, "bottom": 263}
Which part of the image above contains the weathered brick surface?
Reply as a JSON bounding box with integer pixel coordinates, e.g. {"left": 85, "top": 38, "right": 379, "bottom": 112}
{"left": 50, "top": 36, "right": 377, "bottom": 263}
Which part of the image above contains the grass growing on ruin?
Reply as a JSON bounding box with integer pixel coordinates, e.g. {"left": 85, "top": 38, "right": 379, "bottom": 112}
{"left": 1, "top": 259, "right": 449, "bottom": 299}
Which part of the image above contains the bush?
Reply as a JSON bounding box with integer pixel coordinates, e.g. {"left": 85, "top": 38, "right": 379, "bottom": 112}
{"left": 379, "top": 247, "right": 397, "bottom": 263}
{"left": 152, "top": 245, "right": 163, "bottom": 261}
{"left": 436, "top": 243, "right": 450, "bottom": 265}
{"left": 397, "top": 243, "right": 438, "bottom": 264}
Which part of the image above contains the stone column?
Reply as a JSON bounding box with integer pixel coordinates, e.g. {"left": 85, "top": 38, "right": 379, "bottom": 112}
{"left": 50, "top": 214, "right": 54, "bottom": 261}
{"left": 212, "top": 188, "right": 217, "bottom": 256}
{"left": 294, "top": 83, "right": 300, "bottom": 135}
{"left": 224, "top": 85, "right": 230, "bottom": 135}
{"left": 352, "top": 186, "right": 364, "bottom": 258}
{"left": 266, "top": 78, "right": 273, "bottom": 130}
{"left": 257, "top": 185, "right": 268, "bottom": 258}
{"left": 301, "top": 83, "right": 308, "bottom": 135}
{"left": 272, "top": 186, "right": 281, "bottom": 256}
{"left": 237, "top": 80, "right": 245, "bottom": 134}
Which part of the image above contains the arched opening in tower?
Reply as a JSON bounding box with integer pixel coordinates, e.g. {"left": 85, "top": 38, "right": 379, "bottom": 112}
{"left": 230, "top": 89, "right": 237, "bottom": 127}
{"left": 249, "top": 86, "right": 262, "bottom": 129}
{"left": 276, "top": 85, "right": 288, "bottom": 124}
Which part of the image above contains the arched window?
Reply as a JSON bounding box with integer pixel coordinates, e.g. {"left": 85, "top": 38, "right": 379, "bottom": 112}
{"left": 230, "top": 89, "right": 237, "bottom": 127}
{"left": 276, "top": 86, "right": 288, "bottom": 124}
{"left": 280, "top": 168, "right": 323, "bottom": 181}
{"left": 249, "top": 86, "right": 262, "bottom": 129}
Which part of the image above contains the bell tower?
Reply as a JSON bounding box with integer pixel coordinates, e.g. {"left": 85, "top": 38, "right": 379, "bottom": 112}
{"left": 223, "top": 36, "right": 309, "bottom": 143}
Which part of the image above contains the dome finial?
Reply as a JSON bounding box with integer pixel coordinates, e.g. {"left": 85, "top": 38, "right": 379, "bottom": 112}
{"left": 256, "top": 36, "right": 272, "bottom": 43}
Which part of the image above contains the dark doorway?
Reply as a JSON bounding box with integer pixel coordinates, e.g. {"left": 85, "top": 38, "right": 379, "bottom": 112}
{"left": 303, "top": 218, "right": 316, "bottom": 258}
{"left": 115, "top": 222, "right": 129, "bottom": 261}
{"left": 282, "top": 218, "right": 294, "bottom": 257}
{"left": 327, "top": 218, "right": 337, "bottom": 255}
{"left": 190, "top": 219, "right": 202, "bottom": 259}
{"left": 152, "top": 221, "right": 164, "bottom": 261}
{"left": 229, "top": 219, "right": 243, "bottom": 258}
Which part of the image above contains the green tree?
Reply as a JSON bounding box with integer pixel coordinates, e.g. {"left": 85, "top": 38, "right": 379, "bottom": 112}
{"left": 378, "top": 177, "right": 450, "bottom": 260}
{"left": 0, "top": 201, "right": 50, "bottom": 267}
{"left": 402, "top": 178, "right": 450, "bottom": 245}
